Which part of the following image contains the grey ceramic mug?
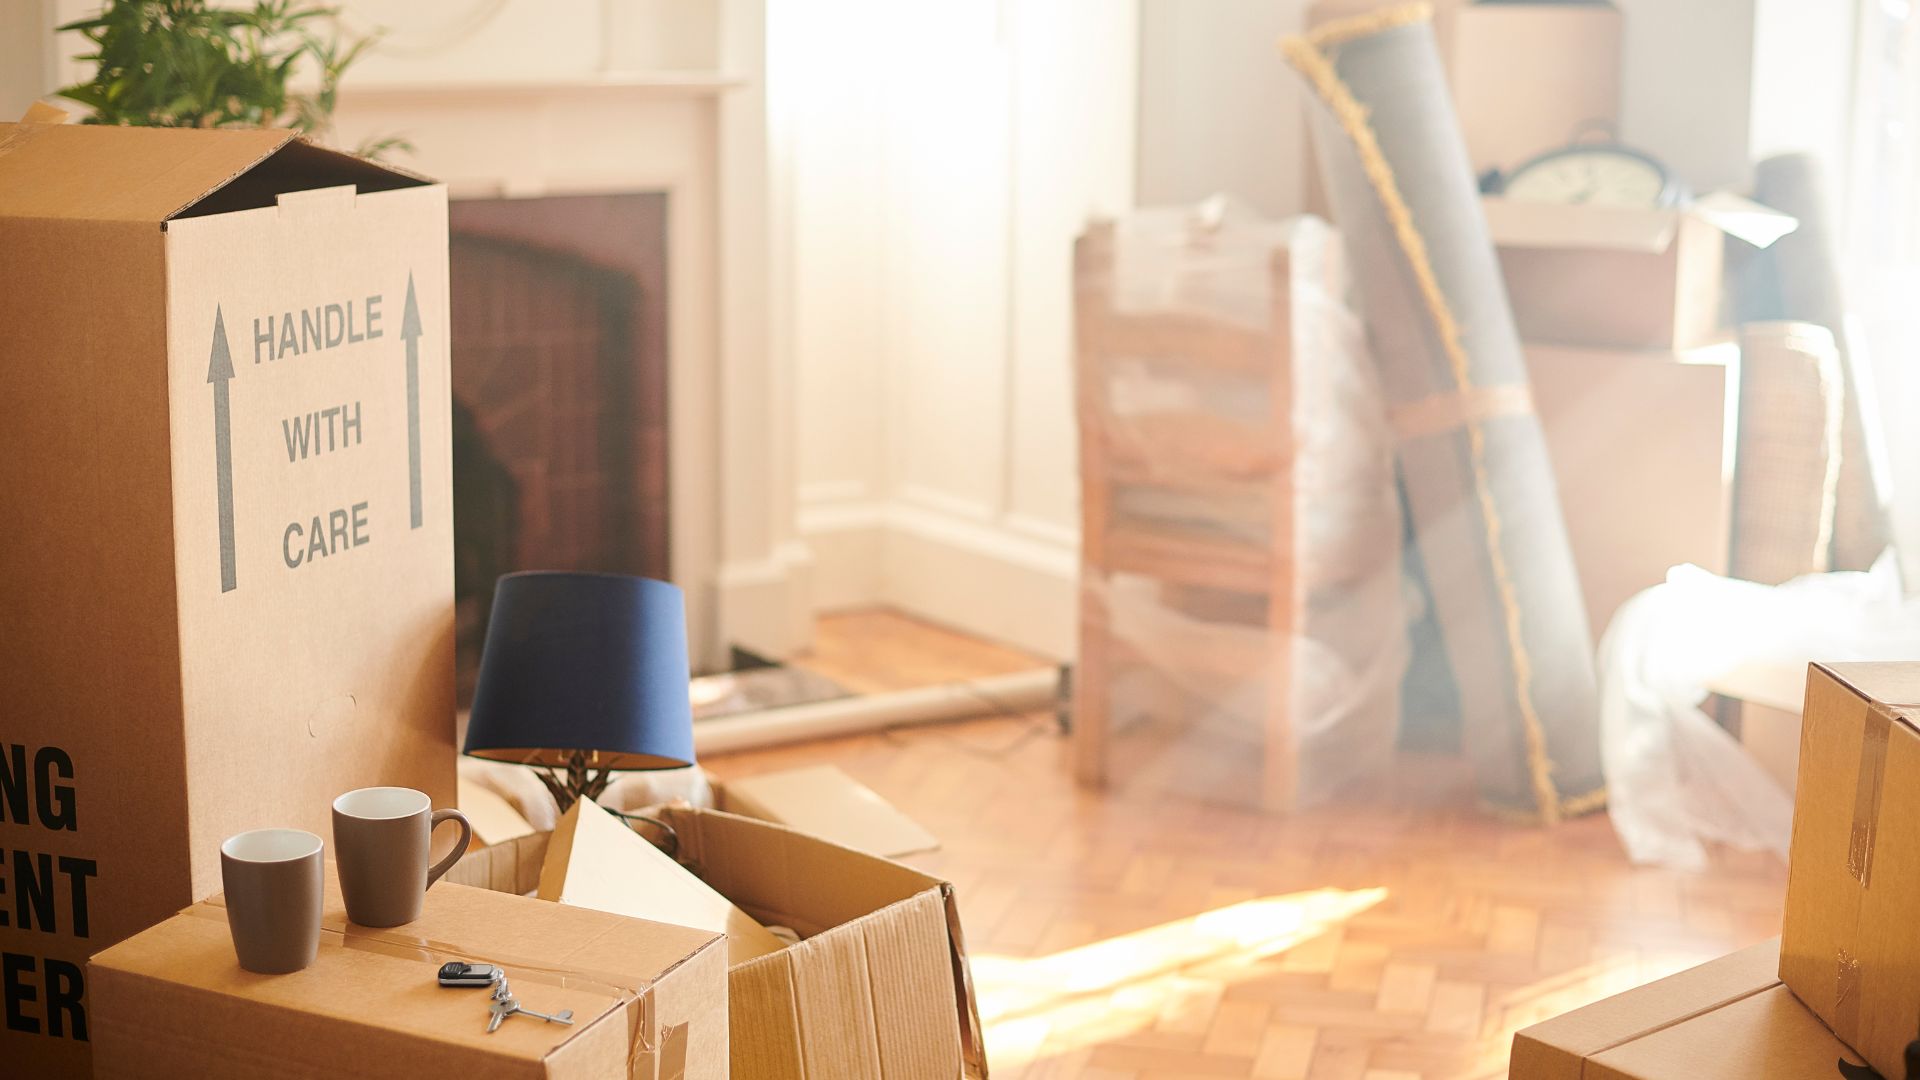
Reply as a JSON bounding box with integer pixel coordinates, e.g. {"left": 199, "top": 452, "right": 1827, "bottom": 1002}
{"left": 221, "top": 828, "right": 324, "bottom": 974}
{"left": 332, "top": 787, "right": 472, "bottom": 928}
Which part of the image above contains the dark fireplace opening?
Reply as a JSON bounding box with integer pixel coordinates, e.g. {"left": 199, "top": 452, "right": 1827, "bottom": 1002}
{"left": 448, "top": 193, "right": 670, "bottom": 701}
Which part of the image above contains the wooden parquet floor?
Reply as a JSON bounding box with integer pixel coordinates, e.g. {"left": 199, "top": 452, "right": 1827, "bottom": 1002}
{"left": 707, "top": 612, "right": 1787, "bottom": 1079}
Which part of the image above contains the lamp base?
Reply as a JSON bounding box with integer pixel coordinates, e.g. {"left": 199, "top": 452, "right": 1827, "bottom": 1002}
{"left": 534, "top": 750, "right": 615, "bottom": 814}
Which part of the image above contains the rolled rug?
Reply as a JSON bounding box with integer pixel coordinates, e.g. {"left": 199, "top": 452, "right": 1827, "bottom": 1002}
{"left": 1281, "top": 3, "right": 1602, "bottom": 821}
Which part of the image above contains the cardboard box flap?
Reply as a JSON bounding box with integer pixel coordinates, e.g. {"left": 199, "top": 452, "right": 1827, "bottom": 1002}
{"left": 175, "top": 137, "right": 431, "bottom": 220}
{"left": 1691, "top": 191, "right": 1798, "bottom": 249}
{"left": 1817, "top": 661, "right": 1920, "bottom": 713}
{"left": 0, "top": 122, "right": 288, "bottom": 222}
{"left": 539, "top": 798, "right": 789, "bottom": 965}
{"left": 719, "top": 765, "right": 941, "bottom": 858}
{"left": 1485, "top": 193, "right": 1799, "bottom": 253}
{"left": 666, "top": 807, "right": 946, "bottom": 938}
{"left": 0, "top": 122, "right": 427, "bottom": 225}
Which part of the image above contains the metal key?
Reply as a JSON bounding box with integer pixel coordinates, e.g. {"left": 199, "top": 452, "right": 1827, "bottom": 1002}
{"left": 501, "top": 998, "right": 575, "bottom": 1025}
{"left": 485, "top": 979, "right": 574, "bottom": 1032}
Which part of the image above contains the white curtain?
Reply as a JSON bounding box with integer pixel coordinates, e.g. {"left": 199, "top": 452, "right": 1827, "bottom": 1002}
{"left": 1845, "top": 0, "right": 1920, "bottom": 589}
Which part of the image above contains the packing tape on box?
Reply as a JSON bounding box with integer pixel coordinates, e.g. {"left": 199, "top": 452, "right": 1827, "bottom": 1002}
{"left": 1849, "top": 707, "right": 1890, "bottom": 887}
{"left": 1385, "top": 383, "right": 1536, "bottom": 444}
{"left": 183, "top": 903, "right": 683, "bottom": 1080}
{"left": 1836, "top": 947, "right": 1862, "bottom": 1045}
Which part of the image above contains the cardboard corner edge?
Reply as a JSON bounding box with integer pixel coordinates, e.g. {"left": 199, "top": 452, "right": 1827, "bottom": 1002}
{"left": 939, "top": 881, "right": 990, "bottom": 1078}
{"left": 536, "top": 799, "right": 586, "bottom": 902}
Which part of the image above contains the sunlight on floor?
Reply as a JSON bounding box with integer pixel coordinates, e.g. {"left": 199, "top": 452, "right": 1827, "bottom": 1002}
{"left": 974, "top": 887, "right": 1391, "bottom": 1068}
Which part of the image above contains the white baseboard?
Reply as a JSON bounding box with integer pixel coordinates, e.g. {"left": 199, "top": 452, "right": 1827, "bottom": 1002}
{"left": 713, "top": 540, "right": 816, "bottom": 664}
{"left": 800, "top": 496, "right": 1076, "bottom": 659}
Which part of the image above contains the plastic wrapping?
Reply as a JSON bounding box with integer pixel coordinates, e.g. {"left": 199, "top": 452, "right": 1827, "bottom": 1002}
{"left": 1074, "top": 204, "right": 1406, "bottom": 810}
{"left": 1600, "top": 554, "right": 1920, "bottom": 870}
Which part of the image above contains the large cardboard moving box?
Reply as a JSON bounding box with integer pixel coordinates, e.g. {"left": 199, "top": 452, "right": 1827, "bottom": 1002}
{"left": 1780, "top": 662, "right": 1920, "bottom": 1080}
{"left": 1524, "top": 342, "right": 1735, "bottom": 640}
{"left": 0, "top": 122, "right": 455, "bottom": 1074}
{"left": 1512, "top": 939, "right": 1865, "bottom": 1079}
{"left": 87, "top": 865, "right": 726, "bottom": 1078}
{"left": 452, "top": 807, "right": 988, "bottom": 1079}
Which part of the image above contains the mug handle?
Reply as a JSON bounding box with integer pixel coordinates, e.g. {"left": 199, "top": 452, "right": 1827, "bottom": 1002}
{"left": 425, "top": 808, "right": 473, "bottom": 890}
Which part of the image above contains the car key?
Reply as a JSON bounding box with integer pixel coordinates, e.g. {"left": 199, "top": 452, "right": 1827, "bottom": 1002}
{"left": 438, "top": 961, "right": 503, "bottom": 988}
{"left": 484, "top": 978, "right": 575, "bottom": 1032}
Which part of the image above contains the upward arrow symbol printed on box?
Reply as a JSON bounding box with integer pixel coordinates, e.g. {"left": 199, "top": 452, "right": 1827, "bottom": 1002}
{"left": 207, "top": 305, "right": 237, "bottom": 593}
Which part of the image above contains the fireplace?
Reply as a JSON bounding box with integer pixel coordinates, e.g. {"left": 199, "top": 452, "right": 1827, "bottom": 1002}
{"left": 329, "top": 67, "right": 812, "bottom": 672}
{"left": 448, "top": 194, "right": 670, "bottom": 695}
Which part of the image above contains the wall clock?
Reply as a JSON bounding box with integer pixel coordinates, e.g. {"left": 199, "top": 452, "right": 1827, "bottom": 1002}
{"left": 1500, "top": 142, "right": 1687, "bottom": 209}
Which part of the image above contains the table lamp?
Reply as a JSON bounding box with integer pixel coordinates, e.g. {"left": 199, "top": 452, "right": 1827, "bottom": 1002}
{"left": 464, "top": 571, "right": 696, "bottom": 813}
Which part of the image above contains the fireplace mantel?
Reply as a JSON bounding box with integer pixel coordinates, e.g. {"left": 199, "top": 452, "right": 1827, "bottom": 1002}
{"left": 327, "top": 9, "right": 811, "bottom": 671}
{"left": 338, "top": 71, "right": 749, "bottom": 104}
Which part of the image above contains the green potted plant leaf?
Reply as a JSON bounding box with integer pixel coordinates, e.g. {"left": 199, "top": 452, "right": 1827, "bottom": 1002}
{"left": 54, "top": 0, "right": 407, "bottom": 159}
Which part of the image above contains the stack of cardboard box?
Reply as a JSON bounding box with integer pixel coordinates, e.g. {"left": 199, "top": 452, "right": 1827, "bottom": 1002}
{"left": 1516, "top": 661, "right": 1920, "bottom": 1077}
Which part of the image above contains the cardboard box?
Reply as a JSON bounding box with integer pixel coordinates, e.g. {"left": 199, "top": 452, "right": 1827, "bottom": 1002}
{"left": 0, "top": 122, "right": 456, "bottom": 1074}
{"left": 715, "top": 764, "right": 940, "bottom": 858}
{"left": 1486, "top": 194, "right": 1795, "bottom": 350}
{"left": 1451, "top": 3, "right": 1623, "bottom": 178}
{"left": 452, "top": 807, "right": 989, "bottom": 1079}
{"left": 88, "top": 864, "right": 726, "bottom": 1079}
{"left": 1524, "top": 342, "right": 1735, "bottom": 639}
{"left": 1511, "top": 939, "right": 1866, "bottom": 1079}
{"left": 1780, "top": 661, "right": 1920, "bottom": 1079}
{"left": 1303, "top": 2, "right": 1621, "bottom": 207}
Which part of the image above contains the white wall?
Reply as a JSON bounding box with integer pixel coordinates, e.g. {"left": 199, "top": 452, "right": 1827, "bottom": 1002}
{"left": 0, "top": 2, "right": 54, "bottom": 120}
{"left": 1749, "top": 0, "right": 1857, "bottom": 213}
{"left": 1136, "top": 0, "right": 1306, "bottom": 216}
{"left": 784, "top": 1, "right": 1138, "bottom": 658}
{"left": 1614, "top": 0, "right": 1757, "bottom": 193}
{"left": 1136, "top": 0, "right": 1775, "bottom": 216}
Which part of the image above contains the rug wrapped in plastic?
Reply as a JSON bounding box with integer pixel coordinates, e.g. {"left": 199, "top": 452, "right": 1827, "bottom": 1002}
{"left": 1282, "top": 3, "right": 1601, "bottom": 821}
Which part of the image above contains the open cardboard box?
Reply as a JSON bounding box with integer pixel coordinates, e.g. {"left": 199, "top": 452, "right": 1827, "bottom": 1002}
{"left": 1485, "top": 193, "right": 1797, "bottom": 350}
{"left": 449, "top": 806, "right": 987, "bottom": 1079}
{"left": 88, "top": 863, "right": 727, "bottom": 1079}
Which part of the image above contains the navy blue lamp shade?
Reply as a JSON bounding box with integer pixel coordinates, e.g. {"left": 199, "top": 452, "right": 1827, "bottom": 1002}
{"left": 464, "top": 572, "right": 696, "bottom": 772}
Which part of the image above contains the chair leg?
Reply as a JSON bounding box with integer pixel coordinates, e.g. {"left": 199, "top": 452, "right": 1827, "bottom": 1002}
{"left": 1261, "top": 611, "right": 1297, "bottom": 814}
{"left": 1074, "top": 582, "right": 1112, "bottom": 790}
